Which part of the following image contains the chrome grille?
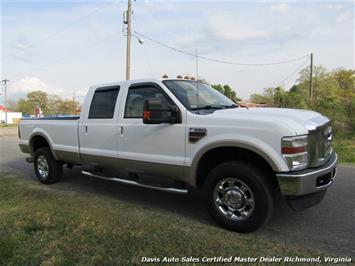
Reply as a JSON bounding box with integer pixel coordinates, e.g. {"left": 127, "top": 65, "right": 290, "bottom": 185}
{"left": 307, "top": 121, "right": 333, "bottom": 168}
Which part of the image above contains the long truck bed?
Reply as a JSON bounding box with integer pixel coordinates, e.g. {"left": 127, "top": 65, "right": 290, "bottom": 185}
{"left": 19, "top": 118, "right": 81, "bottom": 164}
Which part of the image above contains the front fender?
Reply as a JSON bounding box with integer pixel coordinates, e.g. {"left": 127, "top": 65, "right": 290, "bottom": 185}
{"left": 186, "top": 134, "right": 289, "bottom": 186}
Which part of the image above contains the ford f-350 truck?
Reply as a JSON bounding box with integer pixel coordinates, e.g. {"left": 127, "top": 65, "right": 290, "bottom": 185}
{"left": 19, "top": 78, "right": 337, "bottom": 233}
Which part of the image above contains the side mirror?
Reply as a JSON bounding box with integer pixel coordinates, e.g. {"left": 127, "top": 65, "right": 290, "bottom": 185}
{"left": 143, "top": 98, "right": 181, "bottom": 124}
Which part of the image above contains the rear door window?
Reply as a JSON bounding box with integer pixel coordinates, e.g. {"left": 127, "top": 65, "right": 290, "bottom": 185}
{"left": 89, "top": 86, "right": 120, "bottom": 119}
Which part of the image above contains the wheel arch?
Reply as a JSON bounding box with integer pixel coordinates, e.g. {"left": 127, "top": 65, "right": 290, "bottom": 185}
{"left": 29, "top": 132, "right": 59, "bottom": 160}
{"left": 190, "top": 142, "right": 281, "bottom": 188}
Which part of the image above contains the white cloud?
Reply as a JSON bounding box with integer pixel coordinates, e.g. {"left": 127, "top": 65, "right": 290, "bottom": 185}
{"left": 9, "top": 77, "right": 64, "bottom": 98}
{"left": 209, "top": 14, "right": 269, "bottom": 41}
{"left": 326, "top": 4, "right": 344, "bottom": 11}
{"left": 270, "top": 3, "right": 290, "bottom": 13}
{"left": 15, "top": 43, "right": 28, "bottom": 50}
{"left": 11, "top": 53, "right": 33, "bottom": 63}
{"left": 337, "top": 11, "right": 352, "bottom": 24}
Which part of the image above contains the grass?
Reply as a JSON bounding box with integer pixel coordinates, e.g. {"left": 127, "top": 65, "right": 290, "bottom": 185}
{"left": 0, "top": 172, "right": 323, "bottom": 265}
{"left": 333, "top": 135, "right": 355, "bottom": 163}
{"left": 0, "top": 123, "right": 18, "bottom": 127}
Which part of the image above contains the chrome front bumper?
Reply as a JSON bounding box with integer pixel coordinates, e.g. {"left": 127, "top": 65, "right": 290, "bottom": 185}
{"left": 276, "top": 152, "right": 337, "bottom": 196}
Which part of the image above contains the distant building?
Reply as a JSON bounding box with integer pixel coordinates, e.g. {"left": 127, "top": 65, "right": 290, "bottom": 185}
{"left": 0, "top": 105, "right": 22, "bottom": 124}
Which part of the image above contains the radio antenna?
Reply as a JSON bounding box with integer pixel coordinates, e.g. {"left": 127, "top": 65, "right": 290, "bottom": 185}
{"left": 195, "top": 48, "right": 199, "bottom": 108}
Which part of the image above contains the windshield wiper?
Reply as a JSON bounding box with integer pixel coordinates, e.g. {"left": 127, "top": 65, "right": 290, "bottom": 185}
{"left": 191, "top": 104, "right": 238, "bottom": 110}
{"left": 190, "top": 105, "right": 227, "bottom": 110}
{"left": 224, "top": 104, "right": 238, "bottom": 108}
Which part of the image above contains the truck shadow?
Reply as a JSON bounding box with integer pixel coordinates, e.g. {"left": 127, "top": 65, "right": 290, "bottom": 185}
{"left": 7, "top": 158, "right": 306, "bottom": 234}
{"left": 53, "top": 167, "right": 299, "bottom": 232}
{"left": 59, "top": 168, "right": 211, "bottom": 224}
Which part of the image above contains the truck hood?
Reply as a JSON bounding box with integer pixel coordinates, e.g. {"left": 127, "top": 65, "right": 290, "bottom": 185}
{"left": 207, "top": 107, "right": 328, "bottom": 135}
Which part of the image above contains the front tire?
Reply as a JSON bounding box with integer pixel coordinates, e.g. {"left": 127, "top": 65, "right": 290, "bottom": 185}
{"left": 205, "top": 161, "right": 273, "bottom": 233}
{"left": 34, "top": 147, "right": 62, "bottom": 184}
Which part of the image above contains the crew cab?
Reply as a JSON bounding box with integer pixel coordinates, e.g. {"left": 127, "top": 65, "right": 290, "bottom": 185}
{"left": 18, "top": 78, "right": 337, "bottom": 233}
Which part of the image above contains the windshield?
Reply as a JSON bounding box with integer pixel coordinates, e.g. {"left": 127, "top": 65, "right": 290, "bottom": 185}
{"left": 162, "top": 80, "right": 236, "bottom": 110}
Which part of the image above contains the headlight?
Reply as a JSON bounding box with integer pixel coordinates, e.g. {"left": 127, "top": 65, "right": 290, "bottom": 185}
{"left": 281, "top": 135, "right": 308, "bottom": 171}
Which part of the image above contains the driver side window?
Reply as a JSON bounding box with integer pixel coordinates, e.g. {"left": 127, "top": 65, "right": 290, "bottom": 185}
{"left": 124, "top": 85, "right": 170, "bottom": 118}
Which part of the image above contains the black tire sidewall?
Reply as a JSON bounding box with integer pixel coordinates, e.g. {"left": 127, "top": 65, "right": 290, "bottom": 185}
{"left": 34, "top": 147, "right": 62, "bottom": 184}
{"left": 205, "top": 161, "right": 273, "bottom": 233}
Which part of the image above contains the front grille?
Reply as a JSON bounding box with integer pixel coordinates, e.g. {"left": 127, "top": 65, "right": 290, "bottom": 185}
{"left": 307, "top": 122, "right": 333, "bottom": 168}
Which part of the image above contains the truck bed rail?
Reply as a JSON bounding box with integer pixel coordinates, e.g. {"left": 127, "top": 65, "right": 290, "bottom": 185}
{"left": 21, "top": 116, "right": 80, "bottom": 120}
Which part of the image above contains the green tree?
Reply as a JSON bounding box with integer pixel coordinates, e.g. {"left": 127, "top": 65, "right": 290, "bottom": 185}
{"left": 296, "top": 66, "right": 349, "bottom": 133}
{"left": 284, "top": 85, "right": 308, "bottom": 109}
{"left": 16, "top": 91, "right": 81, "bottom": 115}
{"left": 212, "top": 84, "right": 224, "bottom": 94}
{"left": 251, "top": 65, "right": 354, "bottom": 135}
{"left": 16, "top": 99, "right": 33, "bottom": 115}
{"left": 48, "top": 95, "right": 64, "bottom": 115}
{"left": 332, "top": 69, "right": 355, "bottom": 133}
{"left": 16, "top": 90, "right": 49, "bottom": 115}
{"left": 58, "top": 99, "right": 80, "bottom": 115}
{"left": 250, "top": 87, "right": 278, "bottom": 106}
{"left": 27, "top": 91, "right": 49, "bottom": 112}
{"left": 212, "top": 84, "right": 241, "bottom": 102}
{"left": 332, "top": 69, "right": 355, "bottom": 91}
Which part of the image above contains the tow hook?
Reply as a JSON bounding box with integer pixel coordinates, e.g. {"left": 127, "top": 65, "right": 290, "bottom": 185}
{"left": 26, "top": 157, "right": 34, "bottom": 163}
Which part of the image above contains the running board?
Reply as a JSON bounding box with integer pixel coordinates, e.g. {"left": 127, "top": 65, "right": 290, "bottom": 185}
{"left": 81, "top": 171, "right": 188, "bottom": 194}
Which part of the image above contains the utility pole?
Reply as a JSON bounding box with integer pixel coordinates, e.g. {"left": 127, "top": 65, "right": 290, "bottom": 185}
{"left": 125, "top": 0, "right": 132, "bottom": 80}
{"left": 1, "top": 79, "right": 9, "bottom": 124}
{"left": 195, "top": 49, "right": 199, "bottom": 107}
{"left": 309, "top": 53, "right": 313, "bottom": 103}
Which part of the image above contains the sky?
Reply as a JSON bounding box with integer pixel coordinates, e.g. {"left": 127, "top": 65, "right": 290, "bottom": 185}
{"left": 0, "top": 0, "right": 354, "bottom": 102}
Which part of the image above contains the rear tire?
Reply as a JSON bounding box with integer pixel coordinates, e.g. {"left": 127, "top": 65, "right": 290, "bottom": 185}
{"left": 205, "top": 161, "right": 273, "bottom": 233}
{"left": 34, "top": 147, "right": 62, "bottom": 184}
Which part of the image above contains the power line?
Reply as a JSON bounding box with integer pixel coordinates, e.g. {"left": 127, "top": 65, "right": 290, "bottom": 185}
{"left": 3, "top": 1, "right": 118, "bottom": 61}
{"left": 133, "top": 30, "right": 309, "bottom": 66}
{"left": 272, "top": 58, "right": 309, "bottom": 88}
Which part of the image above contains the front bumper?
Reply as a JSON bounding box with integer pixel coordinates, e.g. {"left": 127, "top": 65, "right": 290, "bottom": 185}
{"left": 276, "top": 152, "right": 337, "bottom": 196}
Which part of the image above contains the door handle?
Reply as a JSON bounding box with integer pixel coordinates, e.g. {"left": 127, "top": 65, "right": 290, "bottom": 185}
{"left": 120, "top": 126, "right": 124, "bottom": 136}
{"left": 84, "top": 126, "right": 88, "bottom": 134}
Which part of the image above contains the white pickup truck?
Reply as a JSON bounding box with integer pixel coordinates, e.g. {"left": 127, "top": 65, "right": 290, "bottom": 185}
{"left": 19, "top": 78, "right": 337, "bottom": 233}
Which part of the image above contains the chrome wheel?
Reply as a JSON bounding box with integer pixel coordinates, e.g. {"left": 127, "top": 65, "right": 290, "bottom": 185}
{"left": 213, "top": 178, "right": 255, "bottom": 221}
{"left": 37, "top": 155, "right": 49, "bottom": 179}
